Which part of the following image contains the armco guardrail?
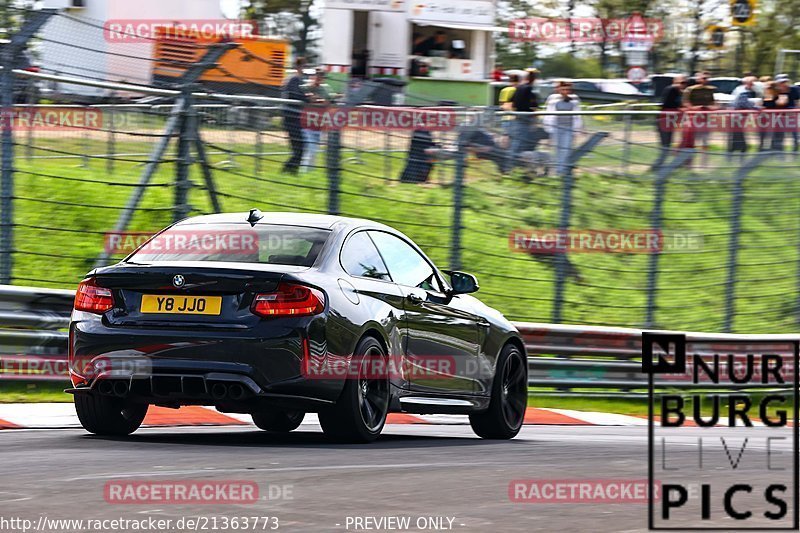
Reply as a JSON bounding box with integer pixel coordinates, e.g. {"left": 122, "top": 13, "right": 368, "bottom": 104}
{"left": 0, "top": 285, "right": 795, "bottom": 395}
{"left": 0, "top": 285, "right": 72, "bottom": 380}
{"left": 518, "top": 322, "right": 796, "bottom": 395}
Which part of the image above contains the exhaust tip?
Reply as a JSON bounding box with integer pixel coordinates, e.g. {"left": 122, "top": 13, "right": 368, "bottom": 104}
{"left": 210, "top": 382, "right": 228, "bottom": 400}
{"left": 112, "top": 381, "right": 129, "bottom": 397}
{"left": 97, "top": 381, "right": 114, "bottom": 395}
{"left": 228, "top": 384, "right": 246, "bottom": 401}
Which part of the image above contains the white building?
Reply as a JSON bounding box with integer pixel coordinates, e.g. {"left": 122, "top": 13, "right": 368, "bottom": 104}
{"left": 321, "top": 0, "right": 500, "bottom": 80}
{"left": 40, "top": 0, "right": 227, "bottom": 98}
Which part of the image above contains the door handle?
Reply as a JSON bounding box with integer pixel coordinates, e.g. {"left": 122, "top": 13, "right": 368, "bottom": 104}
{"left": 407, "top": 293, "right": 423, "bottom": 304}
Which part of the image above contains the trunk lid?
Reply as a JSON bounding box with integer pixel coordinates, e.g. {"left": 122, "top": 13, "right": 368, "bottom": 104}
{"left": 94, "top": 262, "right": 303, "bottom": 329}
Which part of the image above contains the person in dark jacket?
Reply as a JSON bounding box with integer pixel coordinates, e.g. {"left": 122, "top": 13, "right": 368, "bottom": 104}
{"left": 281, "top": 58, "right": 308, "bottom": 175}
{"left": 659, "top": 75, "right": 686, "bottom": 148}
{"left": 775, "top": 74, "right": 799, "bottom": 151}
{"left": 652, "top": 75, "right": 686, "bottom": 168}
{"left": 509, "top": 69, "right": 539, "bottom": 168}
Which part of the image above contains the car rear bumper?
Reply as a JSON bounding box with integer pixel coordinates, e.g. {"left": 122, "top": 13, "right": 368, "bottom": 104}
{"left": 68, "top": 311, "right": 345, "bottom": 409}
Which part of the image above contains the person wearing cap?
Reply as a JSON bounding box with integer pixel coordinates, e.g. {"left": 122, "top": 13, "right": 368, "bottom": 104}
{"left": 543, "top": 80, "right": 582, "bottom": 175}
{"left": 301, "top": 69, "right": 332, "bottom": 173}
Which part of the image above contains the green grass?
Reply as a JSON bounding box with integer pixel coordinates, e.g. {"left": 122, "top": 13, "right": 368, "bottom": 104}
{"left": 0, "top": 382, "right": 72, "bottom": 403}
{"left": 530, "top": 393, "right": 796, "bottom": 419}
{"left": 12, "top": 134, "right": 800, "bottom": 333}
{"left": 5, "top": 132, "right": 800, "bottom": 405}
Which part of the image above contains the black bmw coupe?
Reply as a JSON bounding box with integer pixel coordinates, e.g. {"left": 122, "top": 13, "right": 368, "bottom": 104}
{"left": 68, "top": 211, "right": 528, "bottom": 442}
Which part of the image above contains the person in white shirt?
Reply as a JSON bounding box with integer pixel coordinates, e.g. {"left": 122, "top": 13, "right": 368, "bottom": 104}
{"left": 543, "top": 80, "right": 582, "bottom": 175}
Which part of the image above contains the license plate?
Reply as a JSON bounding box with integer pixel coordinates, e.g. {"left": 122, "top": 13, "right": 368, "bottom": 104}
{"left": 140, "top": 295, "right": 222, "bottom": 315}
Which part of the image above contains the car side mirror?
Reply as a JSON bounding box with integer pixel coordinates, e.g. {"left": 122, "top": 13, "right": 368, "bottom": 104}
{"left": 447, "top": 271, "right": 479, "bottom": 295}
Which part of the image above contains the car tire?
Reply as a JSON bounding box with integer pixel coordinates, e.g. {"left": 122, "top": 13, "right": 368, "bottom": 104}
{"left": 74, "top": 394, "right": 148, "bottom": 436}
{"left": 252, "top": 410, "right": 305, "bottom": 432}
{"left": 469, "top": 343, "right": 527, "bottom": 439}
{"left": 319, "top": 336, "right": 389, "bottom": 443}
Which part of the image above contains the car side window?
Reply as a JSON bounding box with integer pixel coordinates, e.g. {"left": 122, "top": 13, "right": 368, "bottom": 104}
{"left": 340, "top": 231, "right": 391, "bottom": 281}
{"left": 368, "top": 231, "right": 442, "bottom": 292}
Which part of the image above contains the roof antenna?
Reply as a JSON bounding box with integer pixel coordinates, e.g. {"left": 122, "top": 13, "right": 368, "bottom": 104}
{"left": 247, "top": 208, "right": 264, "bottom": 227}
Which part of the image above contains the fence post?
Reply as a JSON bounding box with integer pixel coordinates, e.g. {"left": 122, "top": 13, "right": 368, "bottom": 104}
{"left": 644, "top": 149, "right": 694, "bottom": 328}
{"left": 0, "top": 9, "right": 55, "bottom": 285}
{"left": 94, "top": 43, "right": 235, "bottom": 267}
{"left": 622, "top": 113, "right": 632, "bottom": 174}
{"left": 723, "top": 152, "right": 770, "bottom": 332}
{"left": 551, "top": 132, "right": 608, "bottom": 323}
{"left": 173, "top": 92, "right": 193, "bottom": 222}
{"left": 106, "top": 105, "right": 115, "bottom": 175}
{"left": 255, "top": 120, "right": 262, "bottom": 176}
{"left": 450, "top": 132, "right": 467, "bottom": 271}
{"left": 327, "top": 129, "right": 341, "bottom": 215}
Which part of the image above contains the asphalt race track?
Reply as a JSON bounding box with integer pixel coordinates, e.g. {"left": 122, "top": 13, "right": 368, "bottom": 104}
{"left": 2, "top": 423, "right": 793, "bottom": 532}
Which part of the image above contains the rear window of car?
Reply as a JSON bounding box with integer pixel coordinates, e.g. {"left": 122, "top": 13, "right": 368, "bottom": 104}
{"left": 127, "top": 223, "right": 331, "bottom": 266}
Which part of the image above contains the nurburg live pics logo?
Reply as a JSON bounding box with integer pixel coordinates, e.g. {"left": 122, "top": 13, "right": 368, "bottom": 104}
{"left": 642, "top": 332, "right": 799, "bottom": 530}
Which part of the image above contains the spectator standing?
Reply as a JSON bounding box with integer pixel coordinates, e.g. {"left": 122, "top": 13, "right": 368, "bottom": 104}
{"left": 510, "top": 69, "right": 539, "bottom": 167}
{"left": 658, "top": 75, "right": 686, "bottom": 146}
{"left": 498, "top": 73, "right": 520, "bottom": 148}
{"left": 775, "top": 74, "right": 799, "bottom": 152}
{"left": 543, "top": 80, "right": 582, "bottom": 175}
{"left": 281, "top": 58, "right": 308, "bottom": 175}
{"left": 681, "top": 71, "right": 717, "bottom": 167}
{"left": 758, "top": 78, "right": 774, "bottom": 150}
{"left": 301, "top": 69, "right": 332, "bottom": 173}
{"left": 728, "top": 76, "right": 758, "bottom": 154}
{"left": 764, "top": 79, "right": 793, "bottom": 151}
{"left": 761, "top": 81, "right": 780, "bottom": 151}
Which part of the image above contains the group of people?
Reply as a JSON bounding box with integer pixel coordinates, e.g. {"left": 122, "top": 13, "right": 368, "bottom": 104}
{"left": 278, "top": 60, "right": 586, "bottom": 181}
{"left": 500, "top": 70, "right": 583, "bottom": 175}
{"left": 281, "top": 58, "right": 333, "bottom": 175}
{"left": 658, "top": 71, "right": 800, "bottom": 162}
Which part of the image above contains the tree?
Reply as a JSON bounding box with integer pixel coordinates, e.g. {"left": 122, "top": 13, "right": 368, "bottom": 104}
{"left": 245, "top": 0, "right": 318, "bottom": 61}
{"left": 0, "top": 0, "right": 37, "bottom": 38}
{"left": 495, "top": 0, "right": 563, "bottom": 69}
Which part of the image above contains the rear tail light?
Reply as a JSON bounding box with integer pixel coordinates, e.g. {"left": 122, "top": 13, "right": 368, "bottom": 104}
{"left": 251, "top": 283, "right": 325, "bottom": 317}
{"left": 24, "top": 66, "right": 40, "bottom": 73}
{"left": 74, "top": 277, "right": 114, "bottom": 314}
